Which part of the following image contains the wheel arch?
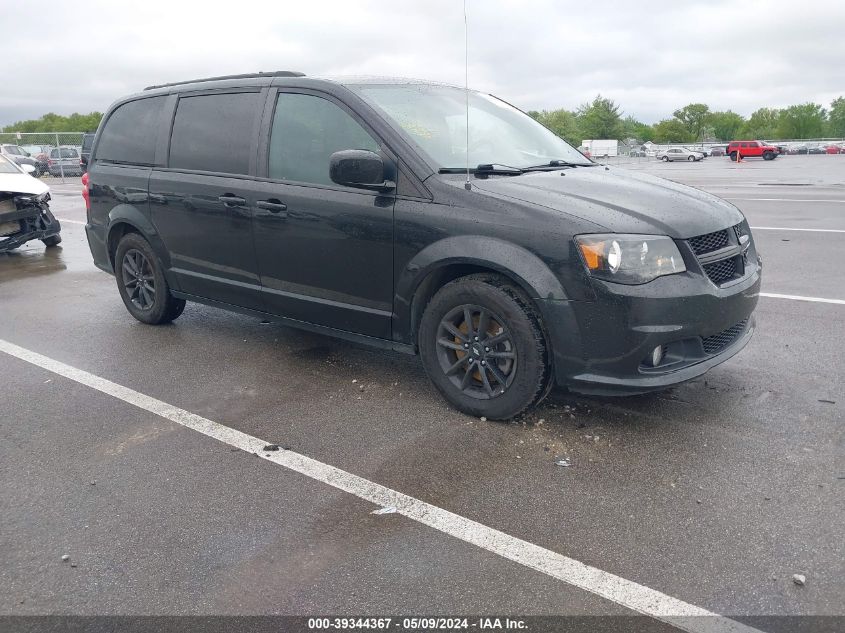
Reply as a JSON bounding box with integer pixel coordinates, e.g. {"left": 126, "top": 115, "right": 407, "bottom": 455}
{"left": 394, "top": 236, "right": 567, "bottom": 347}
{"left": 105, "top": 204, "right": 172, "bottom": 272}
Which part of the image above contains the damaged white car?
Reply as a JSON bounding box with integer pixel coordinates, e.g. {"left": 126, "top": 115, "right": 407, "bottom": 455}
{"left": 0, "top": 154, "right": 61, "bottom": 252}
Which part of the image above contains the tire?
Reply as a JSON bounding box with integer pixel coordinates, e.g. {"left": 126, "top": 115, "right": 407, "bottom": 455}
{"left": 688, "top": 155, "right": 694, "bottom": 162}
{"left": 42, "top": 234, "right": 62, "bottom": 247}
{"left": 730, "top": 152, "right": 738, "bottom": 161}
{"left": 763, "top": 152, "right": 774, "bottom": 160}
{"left": 114, "top": 232, "right": 185, "bottom": 325}
{"left": 418, "top": 273, "right": 550, "bottom": 420}
{"left": 662, "top": 156, "right": 669, "bottom": 162}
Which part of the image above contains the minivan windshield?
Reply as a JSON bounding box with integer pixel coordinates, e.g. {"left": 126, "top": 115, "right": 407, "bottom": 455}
{"left": 349, "top": 83, "right": 592, "bottom": 170}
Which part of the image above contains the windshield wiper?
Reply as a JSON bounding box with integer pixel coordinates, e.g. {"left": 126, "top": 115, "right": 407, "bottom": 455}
{"left": 521, "top": 160, "right": 595, "bottom": 171}
{"left": 439, "top": 164, "right": 524, "bottom": 175}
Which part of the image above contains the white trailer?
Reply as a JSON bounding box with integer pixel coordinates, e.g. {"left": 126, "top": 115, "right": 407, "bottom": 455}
{"left": 580, "top": 139, "right": 619, "bottom": 157}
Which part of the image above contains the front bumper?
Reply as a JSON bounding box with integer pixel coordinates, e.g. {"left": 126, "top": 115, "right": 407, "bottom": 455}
{"left": 0, "top": 200, "right": 61, "bottom": 252}
{"left": 538, "top": 264, "right": 761, "bottom": 395}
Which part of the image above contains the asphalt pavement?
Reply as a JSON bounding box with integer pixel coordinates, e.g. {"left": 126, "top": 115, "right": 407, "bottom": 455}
{"left": 1, "top": 155, "right": 843, "bottom": 632}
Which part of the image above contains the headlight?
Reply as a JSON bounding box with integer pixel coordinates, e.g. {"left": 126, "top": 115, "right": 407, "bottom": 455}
{"left": 575, "top": 234, "right": 686, "bottom": 284}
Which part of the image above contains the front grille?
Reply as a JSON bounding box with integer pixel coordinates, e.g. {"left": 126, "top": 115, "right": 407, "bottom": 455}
{"left": 688, "top": 229, "right": 729, "bottom": 255}
{"left": 687, "top": 223, "right": 748, "bottom": 286}
{"left": 702, "top": 257, "right": 738, "bottom": 285}
{"left": 702, "top": 319, "right": 748, "bottom": 354}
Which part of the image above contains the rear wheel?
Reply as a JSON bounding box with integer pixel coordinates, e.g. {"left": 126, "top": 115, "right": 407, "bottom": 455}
{"left": 42, "top": 234, "right": 62, "bottom": 247}
{"left": 419, "top": 274, "right": 550, "bottom": 420}
{"left": 662, "top": 156, "right": 669, "bottom": 162}
{"left": 114, "top": 232, "right": 185, "bottom": 325}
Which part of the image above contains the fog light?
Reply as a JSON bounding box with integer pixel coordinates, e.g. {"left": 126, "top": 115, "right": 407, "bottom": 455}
{"left": 650, "top": 345, "right": 664, "bottom": 367}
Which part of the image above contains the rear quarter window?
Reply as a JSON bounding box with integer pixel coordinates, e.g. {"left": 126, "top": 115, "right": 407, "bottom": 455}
{"left": 95, "top": 96, "right": 166, "bottom": 165}
{"left": 168, "top": 92, "right": 262, "bottom": 175}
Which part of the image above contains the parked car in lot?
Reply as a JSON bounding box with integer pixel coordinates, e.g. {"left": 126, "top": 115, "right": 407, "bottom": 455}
{"left": 788, "top": 145, "right": 808, "bottom": 154}
{"left": 0, "top": 155, "right": 61, "bottom": 252}
{"left": 727, "top": 140, "right": 779, "bottom": 161}
{"left": 807, "top": 145, "right": 826, "bottom": 155}
{"left": 85, "top": 72, "right": 761, "bottom": 419}
{"left": 80, "top": 133, "right": 95, "bottom": 172}
{"left": 48, "top": 146, "right": 83, "bottom": 176}
{"left": 656, "top": 147, "right": 704, "bottom": 162}
{"left": 824, "top": 144, "right": 842, "bottom": 154}
{"left": 0, "top": 144, "right": 41, "bottom": 174}
{"left": 20, "top": 144, "right": 52, "bottom": 176}
{"left": 709, "top": 146, "right": 726, "bottom": 157}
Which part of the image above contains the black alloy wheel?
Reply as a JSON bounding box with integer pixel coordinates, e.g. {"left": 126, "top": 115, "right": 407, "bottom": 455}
{"left": 114, "top": 232, "right": 185, "bottom": 325}
{"left": 435, "top": 304, "right": 516, "bottom": 400}
{"left": 121, "top": 248, "right": 156, "bottom": 311}
{"left": 419, "top": 274, "right": 550, "bottom": 420}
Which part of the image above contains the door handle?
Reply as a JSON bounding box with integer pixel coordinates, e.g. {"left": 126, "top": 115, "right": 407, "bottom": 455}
{"left": 218, "top": 194, "right": 246, "bottom": 207}
{"left": 256, "top": 199, "right": 287, "bottom": 213}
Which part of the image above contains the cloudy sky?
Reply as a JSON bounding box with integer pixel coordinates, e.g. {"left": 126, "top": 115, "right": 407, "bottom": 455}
{"left": 2, "top": 0, "right": 843, "bottom": 127}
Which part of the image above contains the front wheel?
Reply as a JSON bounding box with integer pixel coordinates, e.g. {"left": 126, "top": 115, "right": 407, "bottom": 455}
{"left": 419, "top": 274, "right": 551, "bottom": 420}
{"left": 42, "top": 234, "right": 62, "bottom": 247}
{"left": 688, "top": 155, "right": 694, "bottom": 162}
{"left": 730, "top": 152, "right": 738, "bottom": 161}
{"left": 662, "top": 156, "right": 669, "bottom": 162}
{"left": 114, "top": 232, "right": 185, "bottom": 325}
{"left": 763, "top": 152, "right": 774, "bottom": 160}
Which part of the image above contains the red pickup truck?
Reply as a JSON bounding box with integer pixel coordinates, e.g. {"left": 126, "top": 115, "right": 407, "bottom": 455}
{"left": 727, "top": 140, "right": 779, "bottom": 161}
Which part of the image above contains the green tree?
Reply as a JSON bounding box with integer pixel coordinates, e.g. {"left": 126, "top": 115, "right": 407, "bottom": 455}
{"left": 530, "top": 108, "right": 582, "bottom": 146}
{"left": 672, "top": 103, "right": 711, "bottom": 141}
{"left": 621, "top": 115, "right": 653, "bottom": 142}
{"left": 576, "top": 95, "right": 624, "bottom": 140}
{"left": 827, "top": 97, "right": 845, "bottom": 137}
{"left": 651, "top": 118, "right": 693, "bottom": 143}
{"left": 776, "top": 103, "right": 827, "bottom": 139}
{"left": 740, "top": 108, "right": 780, "bottom": 139}
{"left": 709, "top": 111, "right": 745, "bottom": 141}
{"left": 2, "top": 112, "right": 102, "bottom": 133}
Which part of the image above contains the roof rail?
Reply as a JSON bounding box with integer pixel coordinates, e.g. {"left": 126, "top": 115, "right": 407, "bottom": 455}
{"left": 144, "top": 71, "right": 306, "bottom": 91}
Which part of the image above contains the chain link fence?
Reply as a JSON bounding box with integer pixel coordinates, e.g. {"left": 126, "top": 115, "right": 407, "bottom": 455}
{"left": 0, "top": 132, "right": 90, "bottom": 183}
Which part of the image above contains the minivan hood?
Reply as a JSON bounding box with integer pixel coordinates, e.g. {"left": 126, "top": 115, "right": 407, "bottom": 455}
{"left": 0, "top": 172, "right": 49, "bottom": 196}
{"left": 469, "top": 166, "right": 743, "bottom": 238}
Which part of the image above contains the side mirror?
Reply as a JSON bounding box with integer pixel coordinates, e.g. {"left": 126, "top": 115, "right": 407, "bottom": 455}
{"left": 21, "top": 164, "right": 35, "bottom": 174}
{"left": 329, "top": 150, "right": 395, "bottom": 192}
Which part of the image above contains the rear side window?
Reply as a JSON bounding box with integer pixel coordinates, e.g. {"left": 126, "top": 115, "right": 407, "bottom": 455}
{"left": 82, "top": 135, "right": 94, "bottom": 151}
{"left": 96, "top": 96, "right": 165, "bottom": 164}
{"left": 168, "top": 92, "right": 261, "bottom": 175}
{"left": 51, "top": 148, "right": 78, "bottom": 158}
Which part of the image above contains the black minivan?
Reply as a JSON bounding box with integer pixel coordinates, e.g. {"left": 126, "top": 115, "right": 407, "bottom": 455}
{"left": 85, "top": 71, "right": 761, "bottom": 419}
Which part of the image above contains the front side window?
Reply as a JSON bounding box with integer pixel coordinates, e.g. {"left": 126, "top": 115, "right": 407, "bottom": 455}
{"left": 96, "top": 96, "right": 165, "bottom": 164}
{"left": 349, "top": 83, "right": 592, "bottom": 169}
{"left": 169, "top": 92, "right": 261, "bottom": 175}
{"left": 268, "top": 93, "right": 379, "bottom": 186}
{"left": 4, "top": 145, "right": 22, "bottom": 155}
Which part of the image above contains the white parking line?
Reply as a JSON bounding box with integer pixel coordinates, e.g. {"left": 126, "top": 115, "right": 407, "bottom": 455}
{"left": 0, "top": 337, "right": 760, "bottom": 633}
{"left": 750, "top": 226, "right": 845, "bottom": 233}
{"left": 760, "top": 292, "right": 845, "bottom": 305}
{"left": 726, "top": 198, "right": 845, "bottom": 203}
